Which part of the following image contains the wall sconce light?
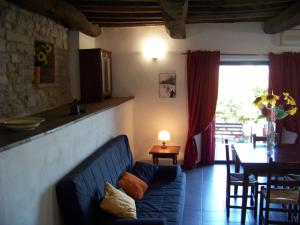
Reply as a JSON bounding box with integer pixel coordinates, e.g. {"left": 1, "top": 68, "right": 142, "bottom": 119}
{"left": 143, "top": 38, "right": 166, "bottom": 60}
{"left": 158, "top": 130, "right": 170, "bottom": 149}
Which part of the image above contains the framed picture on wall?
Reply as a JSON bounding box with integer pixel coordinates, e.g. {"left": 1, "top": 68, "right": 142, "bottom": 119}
{"left": 159, "top": 73, "right": 176, "bottom": 98}
{"left": 33, "top": 40, "right": 55, "bottom": 87}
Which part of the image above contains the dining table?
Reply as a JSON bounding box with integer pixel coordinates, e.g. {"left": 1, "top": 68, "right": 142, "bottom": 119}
{"left": 233, "top": 143, "right": 300, "bottom": 224}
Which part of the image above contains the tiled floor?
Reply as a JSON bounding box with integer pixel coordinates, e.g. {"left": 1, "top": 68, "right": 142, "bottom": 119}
{"left": 183, "top": 164, "right": 253, "bottom": 225}
{"left": 182, "top": 164, "right": 282, "bottom": 225}
{"left": 146, "top": 159, "right": 292, "bottom": 224}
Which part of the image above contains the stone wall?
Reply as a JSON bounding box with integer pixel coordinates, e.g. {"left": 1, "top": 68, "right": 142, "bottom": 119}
{"left": 0, "top": 1, "right": 73, "bottom": 118}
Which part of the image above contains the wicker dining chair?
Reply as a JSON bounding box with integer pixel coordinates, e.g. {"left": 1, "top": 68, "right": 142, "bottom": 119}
{"left": 259, "top": 158, "right": 300, "bottom": 225}
{"left": 225, "top": 139, "right": 259, "bottom": 218}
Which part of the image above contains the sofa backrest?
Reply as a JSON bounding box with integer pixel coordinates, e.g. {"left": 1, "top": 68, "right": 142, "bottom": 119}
{"left": 56, "top": 135, "right": 133, "bottom": 225}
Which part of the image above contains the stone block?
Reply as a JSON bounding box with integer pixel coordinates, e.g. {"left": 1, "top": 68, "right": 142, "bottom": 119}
{"left": 34, "top": 22, "right": 40, "bottom": 33}
{"left": 27, "top": 20, "right": 34, "bottom": 32}
{"left": 24, "top": 55, "right": 34, "bottom": 63}
{"left": 7, "top": 63, "right": 16, "bottom": 72}
{"left": 40, "top": 26, "right": 47, "bottom": 36}
{"left": 4, "top": 9, "right": 16, "bottom": 24}
{"left": 0, "top": 63, "right": 6, "bottom": 74}
{"left": 6, "top": 42, "right": 16, "bottom": 51}
{"left": 24, "top": 45, "right": 34, "bottom": 55}
{"left": 0, "top": 40, "right": 5, "bottom": 52}
{"left": 4, "top": 22, "right": 12, "bottom": 29}
{"left": 28, "top": 95, "right": 36, "bottom": 107}
{"left": 11, "top": 53, "right": 22, "bottom": 63}
{"left": 0, "top": 75, "right": 8, "bottom": 85}
{"left": 40, "top": 17, "right": 48, "bottom": 26}
{"left": 0, "top": 27, "right": 6, "bottom": 38}
{"left": 7, "top": 30, "right": 30, "bottom": 44}
{"left": 0, "top": 53, "right": 9, "bottom": 63}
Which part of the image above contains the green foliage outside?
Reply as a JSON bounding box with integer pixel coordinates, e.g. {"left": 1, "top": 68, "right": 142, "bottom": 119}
{"left": 216, "top": 86, "right": 265, "bottom": 124}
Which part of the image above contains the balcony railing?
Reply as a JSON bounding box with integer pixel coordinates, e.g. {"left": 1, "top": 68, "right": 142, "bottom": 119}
{"left": 215, "top": 123, "right": 244, "bottom": 143}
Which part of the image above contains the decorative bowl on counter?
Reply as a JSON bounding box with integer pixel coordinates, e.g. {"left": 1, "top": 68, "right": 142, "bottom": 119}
{"left": 1, "top": 117, "right": 45, "bottom": 131}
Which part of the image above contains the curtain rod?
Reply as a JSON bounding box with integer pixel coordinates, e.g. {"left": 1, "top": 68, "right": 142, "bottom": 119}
{"left": 180, "top": 52, "right": 268, "bottom": 56}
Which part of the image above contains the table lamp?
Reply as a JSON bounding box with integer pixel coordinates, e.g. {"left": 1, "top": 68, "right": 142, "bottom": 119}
{"left": 158, "top": 130, "right": 170, "bottom": 149}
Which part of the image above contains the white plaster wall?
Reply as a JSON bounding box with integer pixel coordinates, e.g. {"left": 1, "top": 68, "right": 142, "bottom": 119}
{"left": 79, "top": 32, "right": 96, "bottom": 49}
{"left": 0, "top": 100, "right": 134, "bottom": 225}
{"left": 95, "top": 22, "right": 300, "bottom": 161}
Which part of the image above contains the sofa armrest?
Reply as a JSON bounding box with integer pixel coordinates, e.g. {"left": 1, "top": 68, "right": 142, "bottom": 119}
{"left": 105, "top": 218, "right": 166, "bottom": 225}
{"left": 154, "top": 165, "right": 182, "bottom": 180}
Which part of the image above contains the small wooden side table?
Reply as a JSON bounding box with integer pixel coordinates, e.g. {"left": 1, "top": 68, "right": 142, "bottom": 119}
{"left": 149, "top": 145, "right": 180, "bottom": 165}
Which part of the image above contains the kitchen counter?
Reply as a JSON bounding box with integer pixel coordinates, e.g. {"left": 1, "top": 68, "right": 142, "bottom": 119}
{"left": 0, "top": 97, "right": 134, "bottom": 152}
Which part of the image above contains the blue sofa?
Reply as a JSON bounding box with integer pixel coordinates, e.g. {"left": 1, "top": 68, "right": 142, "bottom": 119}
{"left": 56, "top": 135, "right": 186, "bottom": 225}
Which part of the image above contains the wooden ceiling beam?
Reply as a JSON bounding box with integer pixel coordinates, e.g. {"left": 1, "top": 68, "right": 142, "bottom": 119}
{"left": 187, "top": 11, "right": 277, "bottom": 23}
{"left": 78, "top": 7, "right": 161, "bottom": 14}
{"left": 159, "top": 0, "right": 188, "bottom": 39}
{"left": 188, "top": 4, "right": 290, "bottom": 12}
{"left": 88, "top": 18, "right": 163, "bottom": 22}
{"left": 84, "top": 12, "right": 162, "bottom": 17}
{"left": 264, "top": 0, "right": 300, "bottom": 33}
{"left": 188, "top": 8, "right": 284, "bottom": 16}
{"left": 96, "top": 21, "right": 164, "bottom": 27}
{"left": 188, "top": 0, "right": 295, "bottom": 4}
{"left": 8, "top": 0, "right": 101, "bottom": 37}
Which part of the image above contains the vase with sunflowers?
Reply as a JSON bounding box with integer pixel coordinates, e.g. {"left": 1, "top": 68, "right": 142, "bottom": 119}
{"left": 253, "top": 92, "right": 297, "bottom": 151}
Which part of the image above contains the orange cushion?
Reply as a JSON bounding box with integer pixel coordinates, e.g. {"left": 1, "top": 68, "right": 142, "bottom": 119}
{"left": 117, "top": 172, "right": 148, "bottom": 199}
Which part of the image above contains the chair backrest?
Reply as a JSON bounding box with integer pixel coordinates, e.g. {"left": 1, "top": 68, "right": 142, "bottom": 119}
{"left": 265, "top": 158, "right": 300, "bottom": 202}
{"left": 253, "top": 133, "right": 281, "bottom": 147}
{"left": 224, "top": 139, "right": 231, "bottom": 178}
{"left": 252, "top": 134, "right": 267, "bottom": 147}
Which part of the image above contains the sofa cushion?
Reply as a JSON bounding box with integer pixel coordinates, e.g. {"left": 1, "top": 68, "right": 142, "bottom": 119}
{"left": 136, "top": 170, "right": 186, "bottom": 225}
{"left": 117, "top": 172, "right": 148, "bottom": 199}
{"left": 100, "top": 183, "right": 137, "bottom": 218}
{"left": 133, "top": 162, "right": 158, "bottom": 184}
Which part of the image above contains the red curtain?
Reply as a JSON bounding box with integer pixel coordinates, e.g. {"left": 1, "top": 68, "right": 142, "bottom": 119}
{"left": 269, "top": 52, "right": 300, "bottom": 142}
{"left": 183, "top": 51, "right": 220, "bottom": 169}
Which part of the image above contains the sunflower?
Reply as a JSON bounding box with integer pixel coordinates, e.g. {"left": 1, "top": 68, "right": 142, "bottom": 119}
{"left": 265, "top": 93, "right": 279, "bottom": 107}
{"left": 283, "top": 92, "right": 296, "bottom": 105}
{"left": 43, "top": 44, "right": 52, "bottom": 54}
{"left": 287, "top": 96, "right": 296, "bottom": 106}
{"left": 36, "top": 51, "right": 47, "bottom": 64}
{"left": 283, "top": 92, "right": 289, "bottom": 100}
{"left": 287, "top": 107, "right": 297, "bottom": 115}
{"left": 253, "top": 96, "right": 265, "bottom": 108}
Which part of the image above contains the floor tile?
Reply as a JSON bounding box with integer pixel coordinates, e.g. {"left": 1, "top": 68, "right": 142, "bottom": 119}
{"left": 183, "top": 164, "right": 293, "bottom": 225}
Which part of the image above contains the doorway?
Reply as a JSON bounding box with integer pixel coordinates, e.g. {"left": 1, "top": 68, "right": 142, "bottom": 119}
{"left": 214, "top": 64, "right": 269, "bottom": 161}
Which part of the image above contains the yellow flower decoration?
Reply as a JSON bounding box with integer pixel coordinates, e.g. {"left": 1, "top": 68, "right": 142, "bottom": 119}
{"left": 36, "top": 51, "right": 47, "bottom": 64}
{"left": 287, "top": 96, "right": 296, "bottom": 106}
{"left": 287, "top": 107, "right": 297, "bottom": 115}
{"left": 283, "top": 92, "right": 296, "bottom": 105}
{"left": 283, "top": 92, "right": 289, "bottom": 100}
{"left": 253, "top": 96, "right": 265, "bottom": 108}
{"left": 265, "top": 94, "right": 279, "bottom": 107}
{"left": 43, "top": 44, "right": 52, "bottom": 54}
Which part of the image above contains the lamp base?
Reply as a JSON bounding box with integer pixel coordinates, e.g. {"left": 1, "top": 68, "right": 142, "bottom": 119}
{"left": 161, "top": 142, "right": 167, "bottom": 149}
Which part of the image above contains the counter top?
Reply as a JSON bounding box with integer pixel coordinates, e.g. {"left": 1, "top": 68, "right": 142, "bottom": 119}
{"left": 0, "top": 97, "right": 134, "bottom": 152}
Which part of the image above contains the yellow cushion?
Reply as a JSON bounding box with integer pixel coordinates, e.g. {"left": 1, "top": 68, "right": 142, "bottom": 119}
{"left": 99, "top": 182, "right": 137, "bottom": 218}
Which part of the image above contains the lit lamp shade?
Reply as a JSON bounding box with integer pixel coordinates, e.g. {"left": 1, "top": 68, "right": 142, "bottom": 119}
{"left": 158, "top": 130, "right": 170, "bottom": 149}
{"left": 143, "top": 38, "right": 166, "bottom": 59}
